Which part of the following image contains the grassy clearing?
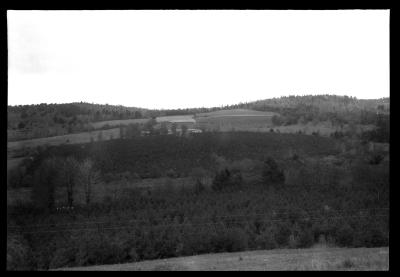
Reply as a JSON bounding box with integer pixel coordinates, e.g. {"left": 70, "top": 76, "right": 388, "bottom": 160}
{"left": 7, "top": 128, "right": 121, "bottom": 153}
{"left": 91, "top": 118, "right": 149, "bottom": 129}
{"left": 272, "top": 123, "right": 376, "bottom": 137}
{"left": 7, "top": 128, "right": 121, "bottom": 173}
{"left": 196, "top": 109, "right": 277, "bottom": 118}
{"left": 56, "top": 247, "right": 389, "bottom": 271}
{"left": 194, "top": 119, "right": 375, "bottom": 137}
{"left": 7, "top": 118, "right": 150, "bottom": 158}
{"left": 196, "top": 116, "right": 274, "bottom": 131}
{"left": 156, "top": 115, "right": 196, "bottom": 123}
{"left": 154, "top": 109, "right": 278, "bottom": 131}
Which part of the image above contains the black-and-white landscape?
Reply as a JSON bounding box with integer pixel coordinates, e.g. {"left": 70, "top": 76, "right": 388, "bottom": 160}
{"left": 7, "top": 10, "right": 389, "bottom": 271}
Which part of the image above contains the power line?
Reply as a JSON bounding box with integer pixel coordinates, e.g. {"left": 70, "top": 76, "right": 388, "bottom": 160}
{"left": 7, "top": 207, "right": 389, "bottom": 229}
{"left": 7, "top": 214, "right": 389, "bottom": 235}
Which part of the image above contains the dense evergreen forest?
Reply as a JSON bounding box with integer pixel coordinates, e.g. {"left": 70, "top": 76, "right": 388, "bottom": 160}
{"left": 7, "top": 132, "right": 389, "bottom": 270}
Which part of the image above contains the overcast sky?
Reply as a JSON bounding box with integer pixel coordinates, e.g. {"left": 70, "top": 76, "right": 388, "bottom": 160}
{"left": 8, "top": 10, "right": 389, "bottom": 109}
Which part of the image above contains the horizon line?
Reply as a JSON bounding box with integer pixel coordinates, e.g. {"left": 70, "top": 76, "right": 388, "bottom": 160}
{"left": 7, "top": 94, "right": 390, "bottom": 110}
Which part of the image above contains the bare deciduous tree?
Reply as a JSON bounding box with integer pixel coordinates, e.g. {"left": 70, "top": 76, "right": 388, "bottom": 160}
{"left": 79, "top": 158, "right": 100, "bottom": 205}
{"left": 32, "top": 157, "right": 59, "bottom": 210}
{"left": 171, "top": 122, "right": 177, "bottom": 135}
{"left": 61, "top": 157, "right": 80, "bottom": 207}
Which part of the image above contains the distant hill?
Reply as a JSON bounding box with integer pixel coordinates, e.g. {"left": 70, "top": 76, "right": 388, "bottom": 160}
{"left": 227, "top": 95, "right": 389, "bottom": 126}
{"left": 7, "top": 102, "right": 150, "bottom": 141}
{"left": 242, "top": 95, "right": 389, "bottom": 112}
{"left": 7, "top": 95, "right": 389, "bottom": 141}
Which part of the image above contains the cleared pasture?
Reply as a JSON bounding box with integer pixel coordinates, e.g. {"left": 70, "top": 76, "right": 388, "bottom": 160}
{"left": 156, "top": 115, "right": 195, "bottom": 123}
{"left": 7, "top": 128, "right": 121, "bottom": 174}
{"left": 91, "top": 118, "right": 149, "bottom": 129}
{"left": 195, "top": 117, "right": 375, "bottom": 137}
{"left": 195, "top": 116, "right": 274, "bottom": 132}
{"left": 193, "top": 109, "right": 277, "bottom": 132}
{"left": 196, "top": 109, "right": 277, "bottom": 118}
{"left": 272, "top": 123, "right": 376, "bottom": 136}
{"left": 7, "top": 128, "right": 121, "bottom": 153}
{"left": 56, "top": 247, "right": 389, "bottom": 271}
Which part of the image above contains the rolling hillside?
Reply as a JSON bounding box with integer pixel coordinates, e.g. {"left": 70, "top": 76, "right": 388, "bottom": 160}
{"left": 195, "top": 109, "right": 277, "bottom": 118}
{"left": 8, "top": 95, "right": 390, "bottom": 141}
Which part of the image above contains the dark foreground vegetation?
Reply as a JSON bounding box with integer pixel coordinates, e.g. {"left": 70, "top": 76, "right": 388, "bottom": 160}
{"left": 7, "top": 132, "right": 389, "bottom": 270}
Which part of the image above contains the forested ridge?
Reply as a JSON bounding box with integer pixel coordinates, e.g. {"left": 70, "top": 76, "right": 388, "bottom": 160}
{"left": 7, "top": 95, "right": 389, "bottom": 141}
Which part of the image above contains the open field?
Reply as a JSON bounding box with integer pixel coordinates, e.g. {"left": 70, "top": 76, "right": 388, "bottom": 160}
{"left": 156, "top": 115, "right": 196, "bottom": 123}
{"left": 193, "top": 109, "right": 278, "bottom": 132}
{"left": 272, "top": 123, "right": 375, "bottom": 136}
{"left": 156, "top": 109, "right": 278, "bottom": 130}
{"left": 196, "top": 109, "right": 278, "bottom": 118}
{"left": 196, "top": 116, "right": 274, "bottom": 131}
{"left": 56, "top": 247, "right": 389, "bottom": 271}
{"left": 7, "top": 128, "right": 120, "bottom": 154}
{"left": 196, "top": 118, "right": 375, "bottom": 136}
{"left": 91, "top": 118, "right": 149, "bottom": 129}
{"left": 7, "top": 128, "right": 121, "bottom": 173}
{"left": 8, "top": 116, "right": 152, "bottom": 155}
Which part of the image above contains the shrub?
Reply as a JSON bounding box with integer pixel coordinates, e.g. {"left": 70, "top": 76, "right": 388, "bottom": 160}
{"left": 211, "top": 228, "right": 248, "bottom": 253}
{"left": 255, "top": 229, "right": 277, "bottom": 250}
{"left": 193, "top": 180, "right": 206, "bottom": 194}
{"left": 297, "top": 229, "right": 314, "bottom": 248}
{"left": 362, "top": 228, "right": 388, "bottom": 247}
{"left": 31, "top": 157, "right": 59, "bottom": 210}
{"left": 262, "top": 157, "right": 285, "bottom": 186}
{"left": 335, "top": 224, "right": 354, "bottom": 247}
{"left": 49, "top": 246, "right": 77, "bottom": 269}
{"left": 7, "top": 234, "right": 31, "bottom": 270}
{"left": 128, "top": 248, "right": 139, "bottom": 262}
{"left": 341, "top": 258, "right": 355, "bottom": 269}
{"left": 274, "top": 223, "right": 291, "bottom": 246}
{"left": 211, "top": 169, "right": 242, "bottom": 191}
{"left": 7, "top": 166, "right": 26, "bottom": 188}
{"left": 75, "top": 234, "right": 126, "bottom": 266}
{"left": 369, "top": 154, "right": 384, "bottom": 165}
{"left": 166, "top": 168, "right": 179, "bottom": 178}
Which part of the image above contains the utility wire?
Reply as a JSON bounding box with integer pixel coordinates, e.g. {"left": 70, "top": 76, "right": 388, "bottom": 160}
{"left": 7, "top": 214, "right": 389, "bottom": 235}
{"left": 7, "top": 207, "right": 389, "bottom": 229}
{"left": 6, "top": 207, "right": 389, "bottom": 229}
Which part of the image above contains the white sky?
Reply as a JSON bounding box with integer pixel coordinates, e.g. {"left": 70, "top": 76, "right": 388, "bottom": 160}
{"left": 7, "top": 10, "right": 389, "bottom": 109}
